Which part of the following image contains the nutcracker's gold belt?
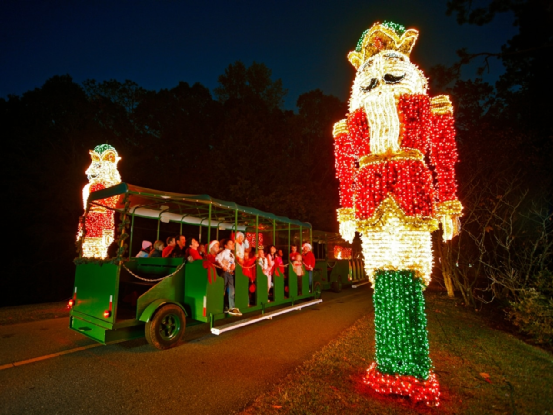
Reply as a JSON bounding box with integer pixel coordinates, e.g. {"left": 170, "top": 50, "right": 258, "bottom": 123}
{"left": 359, "top": 148, "right": 424, "bottom": 167}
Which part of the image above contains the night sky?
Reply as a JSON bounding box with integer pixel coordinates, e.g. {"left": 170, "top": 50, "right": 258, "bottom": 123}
{"left": 1, "top": 0, "right": 517, "bottom": 108}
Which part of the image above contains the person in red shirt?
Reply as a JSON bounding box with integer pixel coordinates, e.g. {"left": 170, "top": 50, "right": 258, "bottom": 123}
{"left": 289, "top": 244, "right": 299, "bottom": 263}
{"left": 241, "top": 250, "right": 257, "bottom": 306}
{"left": 202, "top": 240, "right": 220, "bottom": 284}
{"left": 187, "top": 237, "right": 203, "bottom": 262}
{"left": 241, "top": 250, "right": 257, "bottom": 281}
{"left": 274, "top": 249, "right": 285, "bottom": 276}
{"left": 162, "top": 236, "right": 176, "bottom": 258}
{"left": 302, "top": 243, "right": 316, "bottom": 293}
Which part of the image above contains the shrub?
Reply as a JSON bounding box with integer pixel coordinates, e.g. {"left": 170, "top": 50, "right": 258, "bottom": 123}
{"left": 506, "top": 271, "right": 553, "bottom": 346}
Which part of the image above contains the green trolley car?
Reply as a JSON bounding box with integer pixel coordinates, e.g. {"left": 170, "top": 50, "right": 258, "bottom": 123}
{"left": 70, "top": 183, "right": 366, "bottom": 349}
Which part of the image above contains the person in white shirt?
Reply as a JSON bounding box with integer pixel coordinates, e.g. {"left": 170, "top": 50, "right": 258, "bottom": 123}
{"left": 215, "top": 239, "right": 242, "bottom": 316}
{"left": 257, "top": 247, "right": 271, "bottom": 295}
{"left": 234, "top": 232, "right": 249, "bottom": 264}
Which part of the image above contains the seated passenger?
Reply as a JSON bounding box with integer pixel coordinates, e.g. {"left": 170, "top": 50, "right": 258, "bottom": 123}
{"left": 172, "top": 235, "right": 187, "bottom": 257}
{"left": 162, "top": 236, "right": 176, "bottom": 258}
{"left": 198, "top": 243, "right": 206, "bottom": 257}
{"left": 149, "top": 240, "right": 164, "bottom": 257}
{"left": 187, "top": 237, "right": 202, "bottom": 262}
{"left": 136, "top": 240, "right": 152, "bottom": 258}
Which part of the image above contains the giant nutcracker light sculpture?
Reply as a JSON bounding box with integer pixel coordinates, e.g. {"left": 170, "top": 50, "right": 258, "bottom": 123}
{"left": 77, "top": 144, "right": 122, "bottom": 258}
{"left": 333, "top": 21, "right": 462, "bottom": 405}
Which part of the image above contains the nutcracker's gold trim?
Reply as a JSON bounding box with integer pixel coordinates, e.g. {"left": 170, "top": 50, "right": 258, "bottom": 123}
{"left": 333, "top": 119, "right": 348, "bottom": 138}
{"left": 359, "top": 148, "right": 424, "bottom": 167}
{"left": 357, "top": 195, "right": 439, "bottom": 233}
{"left": 435, "top": 199, "right": 463, "bottom": 217}
{"left": 348, "top": 23, "right": 419, "bottom": 70}
{"left": 337, "top": 207, "right": 355, "bottom": 223}
{"left": 430, "top": 95, "right": 454, "bottom": 116}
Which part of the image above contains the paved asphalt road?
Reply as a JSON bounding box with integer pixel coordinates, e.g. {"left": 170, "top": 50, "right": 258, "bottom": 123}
{"left": 0, "top": 285, "right": 373, "bottom": 415}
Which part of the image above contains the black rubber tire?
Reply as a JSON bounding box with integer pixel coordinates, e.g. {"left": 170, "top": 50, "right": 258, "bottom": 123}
{"left": 331, "top": 281, "right": 342, "bottom": 293}
{"left": 145, "top": 304, "right": 186, "bottom": 350}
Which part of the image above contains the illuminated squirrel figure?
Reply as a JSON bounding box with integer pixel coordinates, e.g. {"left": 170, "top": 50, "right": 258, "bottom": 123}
{"left": 78, "top": 144, "right": 122, "bottom": 258}
{"left": 333, "top": 22, "right": 462, "bottom": 404}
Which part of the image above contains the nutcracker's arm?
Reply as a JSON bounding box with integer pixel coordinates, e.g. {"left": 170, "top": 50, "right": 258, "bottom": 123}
{"left": 429, "top": 95, "right": 463, "bottom": 240}
{"left": 82, "top": 183, "right": 91, "bottom": 211}
{"left": 333, "top": 118, "right": 356, "bottom": 242}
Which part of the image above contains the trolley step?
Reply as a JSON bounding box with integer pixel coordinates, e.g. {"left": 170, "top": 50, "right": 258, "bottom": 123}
{"left": 211, "top": 299, "right": 323, "bottom": 335}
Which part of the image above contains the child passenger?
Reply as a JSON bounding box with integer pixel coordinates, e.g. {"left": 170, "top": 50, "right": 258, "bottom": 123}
{"left": 289, "top": 244, "right": 299, "bottom": 262}
{"left": 242, "top": 251, "right": 257, "bottom": 281}
{"left": 257, "top": 247, "right": 271, "bottom": 295}
{"left": 136, "top": 240, "right": 152, "bottom": 257}
{"left": 293, "top": 253, "right": 304, "bottom": 294}
{"left": 149, "top": 240, "right": 164, "bottom": 257}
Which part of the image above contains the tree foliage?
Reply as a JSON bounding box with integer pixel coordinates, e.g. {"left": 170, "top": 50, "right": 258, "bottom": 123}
{"left": 431, "top": 0, "right": 552, "bottom": 343}
{"left": 1, "top": 64, "right": 344, "bottom": 306}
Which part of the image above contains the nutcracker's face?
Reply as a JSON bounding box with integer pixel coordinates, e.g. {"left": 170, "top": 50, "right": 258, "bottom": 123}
{"left": 349, "top": 51, "right": 427, "bottom": 111}
{"left": 86, "top": 148, "right": 121, "bottom": 185}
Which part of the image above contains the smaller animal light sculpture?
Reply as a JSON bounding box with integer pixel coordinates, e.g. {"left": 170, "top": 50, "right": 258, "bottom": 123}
{"left": 77, "top": 144, "right": 122, "bottom": 258}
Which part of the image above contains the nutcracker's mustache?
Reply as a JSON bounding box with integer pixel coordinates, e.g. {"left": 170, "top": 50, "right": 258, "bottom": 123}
{"left": 361, "top": 73, "right": 406, "bottom": 93}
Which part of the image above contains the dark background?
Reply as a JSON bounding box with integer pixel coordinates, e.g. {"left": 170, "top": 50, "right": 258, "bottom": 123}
{"left": 2, "top": 0, "right": 517, "bottom": 107}
{"left": 1, "top": 0, "right": 551, "bottom": 307}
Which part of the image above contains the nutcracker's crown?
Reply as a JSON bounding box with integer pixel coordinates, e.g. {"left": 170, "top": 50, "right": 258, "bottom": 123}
{"left": 348, "top": 22, "right": 419, "bottom": 70}
{"left": 89, "top": 144, "right": 120, "bottom": 163}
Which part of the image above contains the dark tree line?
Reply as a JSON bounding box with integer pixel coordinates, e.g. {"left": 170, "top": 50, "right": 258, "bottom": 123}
{"left": 431, "top": 0, "right": 552, "bottom": 343}
{"left": 1, "top": 61, "right": 346, "bottom": 306}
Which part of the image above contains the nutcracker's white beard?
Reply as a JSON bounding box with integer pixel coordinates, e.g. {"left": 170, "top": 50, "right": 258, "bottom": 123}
{"left": 363, "top": 92, "right": 401, "bottom": 154}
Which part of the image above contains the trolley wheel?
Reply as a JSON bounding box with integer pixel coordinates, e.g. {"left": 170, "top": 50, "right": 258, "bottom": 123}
{"left": 331, "top": 280, "right": 342, "bottom": 293}
{"left": 313, "top": 281, "right": 322, "bottom": 299}
{"left": 145, "top": 304, "right": 186, "bottom": 350}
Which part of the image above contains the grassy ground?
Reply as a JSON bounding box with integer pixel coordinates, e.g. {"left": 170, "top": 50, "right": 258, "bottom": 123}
{"left": 242, "top": 292, "right": 553, "bottom": 415}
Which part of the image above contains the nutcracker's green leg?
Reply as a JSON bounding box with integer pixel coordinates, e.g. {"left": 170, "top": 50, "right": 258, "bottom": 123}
{"left": 373, "top": 269, "right": 431, "bottom": 379}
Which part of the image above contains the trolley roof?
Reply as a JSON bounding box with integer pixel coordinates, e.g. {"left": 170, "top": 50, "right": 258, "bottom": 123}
{"left": 88, "top": 182, "right": 312, "bottom": 231}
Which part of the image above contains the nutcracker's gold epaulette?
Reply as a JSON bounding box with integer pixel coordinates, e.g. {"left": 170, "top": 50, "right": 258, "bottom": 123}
{"left": 333, "top": 119, "right": 348, "bottom": 138}
{"left": 430, "top": 95, "right": 454, "bottom": 116}
{"left": 435, "top": 199, "right": 463, "bottom": 217}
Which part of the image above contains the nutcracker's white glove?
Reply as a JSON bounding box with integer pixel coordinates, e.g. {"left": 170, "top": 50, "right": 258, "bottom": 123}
{"left": 339, "top": 220, "right": 356, "bottom": 243}
{"left": 440, "top": 214, "right": 461, "bottom": 241}
{"left": 337, "top": 208, "right": 356, "bottom": 243}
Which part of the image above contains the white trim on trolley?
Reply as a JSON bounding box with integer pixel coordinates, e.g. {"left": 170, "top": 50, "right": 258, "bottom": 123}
{"left": 211, "top": 299, "right": 322, "bottom": 335}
